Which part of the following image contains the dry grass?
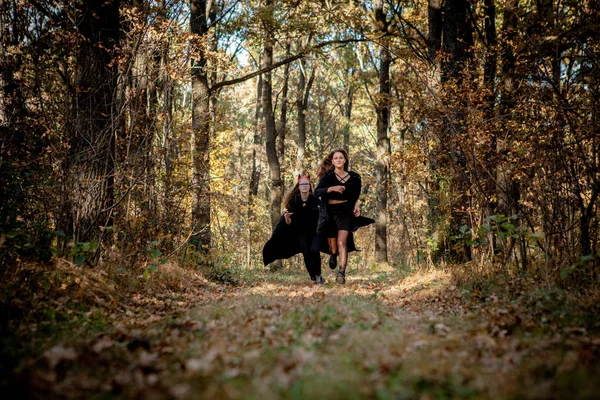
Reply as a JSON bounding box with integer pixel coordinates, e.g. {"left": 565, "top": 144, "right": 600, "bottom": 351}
{"left": 3, "top": 261, "right": 600, "bottom": 399}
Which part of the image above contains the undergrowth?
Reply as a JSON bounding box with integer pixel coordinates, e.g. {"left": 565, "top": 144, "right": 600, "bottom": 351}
{"left": 449, "top": 261, "right": 600, "bottom": 334}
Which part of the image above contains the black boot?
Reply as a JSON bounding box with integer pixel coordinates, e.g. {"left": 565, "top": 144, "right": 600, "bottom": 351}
{"left": 314, "top": 275, "right": 324, "bottom": 285}
{"left": 336, "top": 270, "right": 346, "bottom": 284}
{"left": 329, "top": 254, "right": 337, "bottom": 269}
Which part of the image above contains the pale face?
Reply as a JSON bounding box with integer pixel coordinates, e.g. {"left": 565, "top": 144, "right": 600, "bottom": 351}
{"left": 332, "top": 152, "right": 346, "bottom": 169}
{"left": 298, "top": 177, "right": 311, "bottom": 194}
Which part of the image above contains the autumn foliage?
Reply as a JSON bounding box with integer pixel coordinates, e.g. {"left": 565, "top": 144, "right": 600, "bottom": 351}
{"left": 1, "top": 0, "right": 600, "bottom": 397}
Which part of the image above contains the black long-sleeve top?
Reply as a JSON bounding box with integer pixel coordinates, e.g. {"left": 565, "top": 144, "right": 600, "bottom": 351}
{"left": 314, "top": 170, "right": 362, "bottom": 209}
{"left": 286, "top": 193, "right": 319, "bottom": 235}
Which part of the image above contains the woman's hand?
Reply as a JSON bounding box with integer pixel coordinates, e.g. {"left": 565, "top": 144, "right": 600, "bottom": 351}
{"left": 284, "top": 210, "right": 293, "bottom": 224}
{"left": 328, "top": 185, "right": 345, "bottom": 194}
{"left": 353, "top": 205, "right": 360, "bottom": 217}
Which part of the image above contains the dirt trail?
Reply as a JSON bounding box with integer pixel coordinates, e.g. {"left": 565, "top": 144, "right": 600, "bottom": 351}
{"left": 11, "top": 268, "right": 600, "bottom": 399}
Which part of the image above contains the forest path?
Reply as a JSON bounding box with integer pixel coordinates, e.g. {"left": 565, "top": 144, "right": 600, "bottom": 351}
{"left": 18, "top": 266, "right": 597, "bottom": 399}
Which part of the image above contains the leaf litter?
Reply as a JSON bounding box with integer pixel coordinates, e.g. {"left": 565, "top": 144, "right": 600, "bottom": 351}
{"left": 2, "top": 263, "right": 600, "bottom": 399}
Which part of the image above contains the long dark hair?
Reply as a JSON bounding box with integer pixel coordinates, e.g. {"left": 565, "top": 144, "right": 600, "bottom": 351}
{"left": 316, "top": 147, "right": 350, "bottom": 179}
{"left": 282, "top": 173, "right": 313, "bottom": 210}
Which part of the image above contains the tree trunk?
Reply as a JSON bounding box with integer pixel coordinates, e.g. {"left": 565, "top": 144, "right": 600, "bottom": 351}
{"left": 249, "top": 73, "right": 263, "bottom": 200}
{"left": 483, "top": 0, "right": 497, "bottom": 112}
{"left": 124, "top": 0, "right": 156, "bottom": 238}
{"left": 156, "top": 0, "right": 175, "bottom": 239}
{"left": 190, "top": 0, "right": 211, "bottom": 253}
{"left": 66, "top": 0, "right": 120, "bottom": 251}
{"left": 427, "top": 0, "right": 443, "bottom": 65}
{"left": 343, "top": 76, "right": 354, "bottom": 152}
{"left": 481, "top": 0, "right": 498, "bottom": 255}
{"left": 441, "top": 0, "right": 474, "bottom": 262}
{"left": 441, "top": 0, "right": 473, "bottom": 82}
{"left": 374, "top": 0, "right": 391, "bottom": 264}
{"left": 426, "top": 0, "right": 444, "bottom": 262}
{"left": 496, "top": 0, "right": 519, "bottom": 257}
{"left": 295, "top": 54, "right": 315, "bottom": 175}
{"left": 278, "top": 42, "right": 291, "bottom": 189}
{"left": 246, "top": 71, "right": 263, "bottom": 267}
{"left": 262, "top": 0, "right": 282, "bottom": 230}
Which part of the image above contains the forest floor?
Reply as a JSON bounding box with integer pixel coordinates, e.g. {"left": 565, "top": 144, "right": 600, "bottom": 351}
{"left": 2, "top": 260, "right": 600, "bottom": 399}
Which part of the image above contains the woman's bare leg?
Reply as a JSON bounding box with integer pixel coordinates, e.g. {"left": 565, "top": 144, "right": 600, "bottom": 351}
{"left": 328, "top": 237, "right": 337, "bottom": 255}
{"left": 337, "top": 230, "right": 349, "bottom": 273}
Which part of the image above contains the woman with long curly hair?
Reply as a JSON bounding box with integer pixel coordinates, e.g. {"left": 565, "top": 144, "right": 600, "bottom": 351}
{"left": 314, "top": 147, "right": 373, "bottom": 284}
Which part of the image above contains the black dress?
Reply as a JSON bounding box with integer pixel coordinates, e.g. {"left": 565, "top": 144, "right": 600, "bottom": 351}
{"left": 262, "top": 193, "right": 322, "bottom": 278}
{"left": 312, "top": 169, "right": 374, "bottom": 254}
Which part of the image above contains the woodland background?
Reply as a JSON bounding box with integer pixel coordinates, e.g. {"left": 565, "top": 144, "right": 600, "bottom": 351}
{"left": 2, "top": 0, "right": 600, "bottom": 398}
{"left": 2, "top": 0, "right": 599, "bottom": 277}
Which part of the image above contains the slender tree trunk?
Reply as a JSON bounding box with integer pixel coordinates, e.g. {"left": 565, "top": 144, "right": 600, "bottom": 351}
{"left": 343, "top": 75, "right": 354, "bottom": 152}
{"left": 482, "top": 0, "right": 498, "bottom": 255}
{"left": 278, "top": 42, "right": 291, "bottom": 190}
{"left": 246, "top": 72, "right": 263, "bottom": 267}
{"left": 374, "top": 0, "right": 391, "bottom": 263}
{"left": 580, "top": 179, "right": 599, "bottom": 258}
{"left": 426, "top": 0, "right": 444, "bottom": 262}
{"left": 483, "top": 0, "right": 497, "bottom": 112}
{"left": 295, "top": 54, "right": 315, "bottom": 175}
{"left": 156, "top": 0, "right": 175, "bottom": 239}
{"left": 249, "top": 74, "right": 263, "bottom": 200}
{"left": 190, "top": 0, "right": 211, "bottom": 253}
{"left": 262, "top": 0, "right": 282, "bottom": 230}
{"left": 296, "top": 58, "right": 307, "bottom": 175}
{"left": 497, "top": 0, "right": 519, "bottom": 257}
{"left": 66, "top": 0, "right": 120, "bottom": 251}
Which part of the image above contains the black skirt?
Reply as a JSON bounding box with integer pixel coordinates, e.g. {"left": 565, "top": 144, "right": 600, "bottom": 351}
{"left": 327, "top": 202, "right": 355, "bottom": 233}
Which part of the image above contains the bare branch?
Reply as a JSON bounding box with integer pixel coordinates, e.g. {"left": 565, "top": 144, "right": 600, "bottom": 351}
{"left": 210, "top": 37, "right": 368, "bottom": 92}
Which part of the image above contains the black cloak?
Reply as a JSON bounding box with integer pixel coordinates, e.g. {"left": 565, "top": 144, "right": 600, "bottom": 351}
{"left": 262, "top": 194, "right": 319, "bottom": 266}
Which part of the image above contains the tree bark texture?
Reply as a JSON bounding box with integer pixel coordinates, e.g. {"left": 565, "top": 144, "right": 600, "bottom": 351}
{"left": 295, "top": 55, "right": 314, "bottom": 176}
{"left": 375, "top": 0, "right": 390, "bottom": 263}
{"left": 65, "top": 0, "right": 120, "bottom": 248}
{"left": 483, "top": 0, "right": 497, "bottom": 111}
{"left": 427, "top": 0, "right": 443, "bottom": 65}
{"left": 191, "top": 0, "right": 211, "bottom": 252}
{"left": 343, "top": 79, "right": 354, "bottom": 152}
{"left": 441, "top": 0, "right": 474, "bottom": 262}
{"left": 262, "top": 0, "right": 282, "bottom": 230}
{"left": 441, "top": 0, "right": 473, "bottom": 82}
{"left": 497, "top": 0, "right": 519, "bottom": 226}
{"left": 249, "top": 73, "right": 263, "bottom": 201}
{"left": 277, "top": 42, "right": 290, "bottom": 192}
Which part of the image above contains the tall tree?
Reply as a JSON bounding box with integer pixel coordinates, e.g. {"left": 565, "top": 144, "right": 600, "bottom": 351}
{"left": 295, "top": 51, "right": 315, "bottom": 175}
{"left": 374, "top": 0, "right": 391, "bottom": 263}
{"left": 249, "top": 72, "right": 263, "bottom": 200}
{"left": 64, "top": 0, "right": 120, "bottom": 249}
{"left": 496, "top": 0, "right": 519, "bottom": 258}
{"left": 440, "top": 0, "right": 474, "bottom": 261}
{"left": 247, "top": 71, "right": 263, "bottom": 267}
{"left": 262, "top": 0, "right": 282, "bottom": 230}
{"left": 342, "top": 67, "right": 355, "bottom": 152}
{"left": 123, "top": 0, "right": 158, "bottom": 236}
{"left": 155, "top": 0, "right": 176, "bottom": 238}
{"left": 427, "top": 0, "right": 443, "bottom": 66}
{"left": 483, "top": 0, "right": 497, "bottom": 113}
{"left": 277, "top": 42, "right": 291, "bottom": 184}
{"left": 190, "top": 0, "right": 211, "bottom": 253}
